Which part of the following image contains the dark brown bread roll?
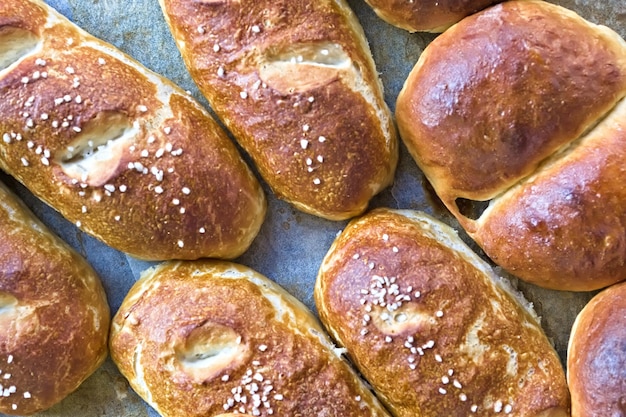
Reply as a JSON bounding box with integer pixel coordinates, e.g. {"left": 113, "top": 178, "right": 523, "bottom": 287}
{"left": 396, "top": 0, "right": 626, "bottom": 291}
{"left": 362, "top": 0, "right": 500, "bottom": 32}
{"left": 158, "top": 0, "right": 398, "bottom": 220}
{"left": 110, "top": 260, "right": 391, "bottom": 417}
{"left": 315, "top": 208, "right": 570, "bottom": 416}
{"left": 0, "top": 0, "right": 266, "bottom": 261}
{"left": 567, "top": 281, "right": 626, "bottom": 417}
{"left": 0, "top": 181, "right": 110, "bottom": 415}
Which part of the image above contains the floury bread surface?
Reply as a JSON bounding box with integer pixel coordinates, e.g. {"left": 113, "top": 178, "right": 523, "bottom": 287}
{"left": 158, "top": 0, "right": 398, "bottom": 220}
{"left": 315, "top": 208, "right": 570, "bottom": 416}
{"left": 0, "top": 181, "right": 110, "bottom": 415}
{"left": 395, "top": 0, "right": 626, "bottom": 291}
{"left": 0, "top": 0, "right": 266, "bottom": 261}
{"left": 110, "top": 260, "right": 391, "bottom": 417}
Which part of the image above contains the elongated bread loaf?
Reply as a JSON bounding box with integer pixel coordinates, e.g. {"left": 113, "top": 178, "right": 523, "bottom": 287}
{"left": 0, "top": 0, "right": 266, "bottom": 261}
{"left": 363, "top": 0, "right": 500, "bottom": 32}
{"left": 158, "top": 0, "right": 398, "bottom": 220}
{"left": 315, "top": 208, "right": 570, "bottom": 416}
{"left": 567, "top": 281, "right": 626, "bottom": 417}
{"left": 0, "top": 181, "right": 110, "bottom": 415}
{"left": 396, "top": 0, "right": 626, "bottom": 291}
{"left": 110, "top": 260, "right": 390, "bottom": 417}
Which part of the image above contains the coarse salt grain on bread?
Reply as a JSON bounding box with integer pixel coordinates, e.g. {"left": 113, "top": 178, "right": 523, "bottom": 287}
{"left": 0, "top": 180, "right": 110, "bottom": 416}
{"left": 109, "top": 260, "right": 391, "bottom": 417}
{"left": 158, "top": 0, "right": 398, "bottom": 221}
{"left": 0, "top": 0, "right": 266, "bottom": 261}
{"left": 567, "top": 281, "right": 626, "bottom": 417}
{"left": 315, "top": 208, "right": 570, "bottom": 416}
{"left": 362, "top": 0, "right": 501, "bottom": 33}
{"left": 396, "top": 0, "right": 626, "bottom": 291}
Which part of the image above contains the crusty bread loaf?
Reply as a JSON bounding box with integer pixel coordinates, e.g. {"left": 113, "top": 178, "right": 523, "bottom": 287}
{"left": 315, "top": 208, "right": 570, "bottom": 416}
{"left": 362, "top": 0, "right": 500, "bottom": 32}
{"left": 110, "top": 260, "right": 390, "bottom": 417}
{"left": 0, "top": 180, "right": 110, "bottom": 415}
{"left": 567, "top": 281, "right": 626, "bottom": 417}
{"left": 396, "top": 0, "right": 626, "bottom": 291}
{"left": 158, "top": 0, "right": 398, "bottom": 220}
{"left": 0, "top": 0, "right": 266, "bottom": 261}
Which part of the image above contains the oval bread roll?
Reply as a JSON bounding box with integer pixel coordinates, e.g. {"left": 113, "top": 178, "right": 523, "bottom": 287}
{"left": 158, "top": 0, "right": 398, "bottom": 220}
{"left": 315, "top": 208, "right": 570, "bottom": 416}
{"left": 396, "top": 0, "right": 626, "bottom": 291}
{"left": 363, "top": 0, "right": 500, "bottom": 33}
{"left": 110, "top": 260, "right": 390, "bottom": 417}
{"left": 0, "top": 0, "right": 266, "bottom": 261}
{"left": 567, "top": 281, "right": 626, "bottom": 417}
{"left": 0, "top": 181, "right": 110, "bottom": 415}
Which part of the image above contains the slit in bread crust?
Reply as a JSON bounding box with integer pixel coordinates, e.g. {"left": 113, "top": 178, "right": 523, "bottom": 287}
{"left": 131, "top": 344, "right": 154, "bottom": 406}
{"left": 255, "top": 40, "right": 391, "bottom": 145}
{"left": 258, "top": 42, "right": 351, "bottom": 94}
{"left": 174, "top": 321, "right": 249, "bottom": 384}
{"left": 0, "top": 27, "right": 42, "bottom": 72}
{"left": 0, "top": 292, "right": 18, "bottom": 316}
{"left": 54, "top": 112, "right": 138, "bottom": 187}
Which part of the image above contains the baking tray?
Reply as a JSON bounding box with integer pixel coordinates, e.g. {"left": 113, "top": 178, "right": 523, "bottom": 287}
{"left": 1, "top": 0, "right": 624, "bottom": 415}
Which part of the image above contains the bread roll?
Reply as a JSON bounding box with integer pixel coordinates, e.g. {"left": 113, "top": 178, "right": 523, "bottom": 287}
{"left": 158, "top": 0, "right": 398, "bottom": 220}
{"left": 0, "top": 180, "right": 110, "bottom": 415}
{"left": 110, "top": 260, "right": 390, "bottom": 417}
{"left": 362, "top": 0, "right": 500, "bottom": 33}
{"left": 315, "top": 208, "right": 570, "bottom": 416}
{"left": 567, "top": 281, "right": 626, "bottom": 417}
{"left": 0, "top": 0, "right": 266, "bottom": 261}
{"left": 396, "top": 0, "right": 626, "bottom": 291}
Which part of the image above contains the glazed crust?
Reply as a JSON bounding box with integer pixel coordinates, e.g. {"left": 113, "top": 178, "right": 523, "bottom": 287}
{"left": 315, "top": 208, "right": 570, "bottom": 417}
{"left": 475, "top": 99, "right": 626, "bottom": 291}
{"left": 567, "top": 282, "right": 626, "bottom": 417}
{"left": 0, "top": 0, "right": 266, "bottom": 261}
{"left": 396, "top": 0, "right": 626, "bottom": 291}
{"left": 110, "top": 260, "right": 390, "bottom": 417}
{"left": 363, "top": 0, "right": 500, "bottom": 32}
{"left": 158, "top": 0, "right": 398, "bottom": 220}
{"left": 0, "top": 181, "right": 110, "bottom": 415}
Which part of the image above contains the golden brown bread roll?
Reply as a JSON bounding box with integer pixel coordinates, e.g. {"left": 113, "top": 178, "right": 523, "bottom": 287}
{"left": 0, "top": 0, "right": 266, "bottom": 261}
{"left": 0, "top": 181, "right": 110, "bottom": 415}
{"left": 110, "top": 260, "right": 391, "bottom": 417}
{"left": 567, "top": 281, "right": 626, "bottom": 417}
{"left": 362, "top": 0, "right": 500, "bottom": 32}
{"left": 395, "top": 0, "right": 626, "bottom": 291}
{"left": 315, "top": 208, "right": 570, "bottom": 416}
{"left": 158, "top": 0, "right": 398, "bottom": 220}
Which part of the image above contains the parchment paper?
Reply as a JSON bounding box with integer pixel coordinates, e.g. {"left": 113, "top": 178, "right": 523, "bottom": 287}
{"left": 1, "top": 0, "right": 624, "bottom": 415}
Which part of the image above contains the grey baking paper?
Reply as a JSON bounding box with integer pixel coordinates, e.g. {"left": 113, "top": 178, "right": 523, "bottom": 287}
{"left": 1, "top": 0, "right": 625, "bottom": 415}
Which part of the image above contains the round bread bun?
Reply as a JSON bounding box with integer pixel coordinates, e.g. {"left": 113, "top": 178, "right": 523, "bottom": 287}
{"left": 0, "top": 181, "right": 110, "bottom": 415}
{"left": 363, "top": 0, "right": 500, "bottom": 32}
{"left": 315, "top": 208, "right": 570, "bottom": 416}
{"left": 109, "top": 260, "right": 390, "bottom": 417}
{"left": 396, "top": 0, "right": 626, "bottom": 291}
{"left": 567, "top": 281, "right": 626, "bottom": 416}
